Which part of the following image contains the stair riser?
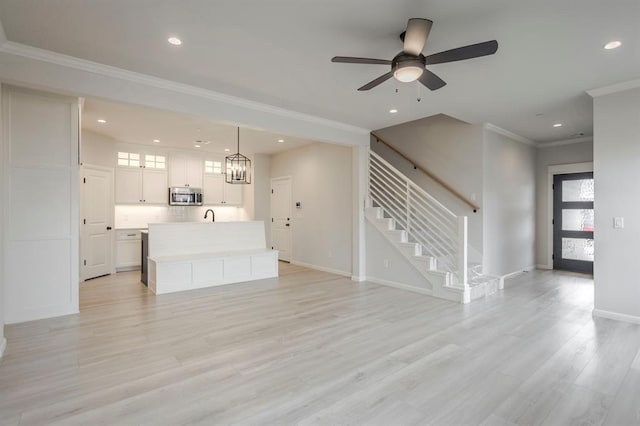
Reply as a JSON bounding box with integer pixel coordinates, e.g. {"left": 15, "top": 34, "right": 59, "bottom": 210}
{"left": 398, "top": 245, "right": 421, "bottom": 257}
{"left": 385, "top": 230, "right": 407, "bottom": 243}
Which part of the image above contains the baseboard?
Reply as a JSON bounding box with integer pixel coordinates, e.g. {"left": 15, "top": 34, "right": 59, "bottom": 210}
{"left": 593, "top": 309, "right": 640, "bottom": 325}
{"left": 365, "top": 276, "right": 433, "bottom": 296}
{"left": 351, "top": 275, "right": 366, "bottom": 282}
{"left": 289, "top": 260, "right": 351, "bottom": 278}
{"left": 500, "top": 265, "right": 536, "bottom": 280}
{"left": 0, "top": 337, "right": 6, "bottom": 359}
{"left": 536, "top": 264, "right": 552, "bottom": 270}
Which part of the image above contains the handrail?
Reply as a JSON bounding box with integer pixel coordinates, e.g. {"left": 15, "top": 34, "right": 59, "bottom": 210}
{"left": 370, "top": 132, "right": 480, "bottom": 212}
{"left": 368, "top": 149, "right": 468, "bottom": 286}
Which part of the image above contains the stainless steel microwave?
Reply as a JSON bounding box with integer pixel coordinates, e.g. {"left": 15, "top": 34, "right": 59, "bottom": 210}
{"left": 169, "top": 187, "right": 203, "bottom": 206}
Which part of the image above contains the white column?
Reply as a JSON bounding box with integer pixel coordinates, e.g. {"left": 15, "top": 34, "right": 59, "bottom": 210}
{"left": 352, "top": 144, "right": 368, "bottom": 281}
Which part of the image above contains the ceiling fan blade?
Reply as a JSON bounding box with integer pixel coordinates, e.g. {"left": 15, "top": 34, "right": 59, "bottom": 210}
{"left": 358, "top": 71, "right": 394, "bottom": 91}
{"left": 418, "top": 69, "right": 447, "bottom": 91}
{"left": 425, "top": 40, "right": 498, "bottom": 65}
{"left": 332, "top": 56, "right": 392, "bottom": 65}
{"left": 403, "top": 18, "right": 433, "bottom": 55}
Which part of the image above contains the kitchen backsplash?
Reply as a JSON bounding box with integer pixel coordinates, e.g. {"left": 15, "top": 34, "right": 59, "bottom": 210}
{"left": 115, "top": 205, "right": 250, "bottom": 229}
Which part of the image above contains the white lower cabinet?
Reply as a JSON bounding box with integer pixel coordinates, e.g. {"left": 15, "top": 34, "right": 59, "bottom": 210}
{"left": 115, "top": 230, "right": 143, "bottom": 270}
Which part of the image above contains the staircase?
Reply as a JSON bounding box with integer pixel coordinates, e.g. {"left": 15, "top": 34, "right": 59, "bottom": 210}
{"left": 366, "top": 150, "right": 500, "bottom": 303}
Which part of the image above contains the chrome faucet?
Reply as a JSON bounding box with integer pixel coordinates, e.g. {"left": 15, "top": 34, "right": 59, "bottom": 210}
{"left": 204, "top": 209, "right": 215, "bottom": 222}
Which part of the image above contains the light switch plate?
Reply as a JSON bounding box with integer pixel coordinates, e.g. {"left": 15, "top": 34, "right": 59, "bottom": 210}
{"left": 614, "top": 217, "right": 624, "bottom": 229}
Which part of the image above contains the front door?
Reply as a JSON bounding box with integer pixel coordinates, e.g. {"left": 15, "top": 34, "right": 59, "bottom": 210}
{"left": 271, "top": 177, "right": 292, "bottom": 262}
{"left": 553, "top": 172, "right": 594, "bottom": 274}
{"left": 82, "top": 166, "right": 114, "bottom": 279}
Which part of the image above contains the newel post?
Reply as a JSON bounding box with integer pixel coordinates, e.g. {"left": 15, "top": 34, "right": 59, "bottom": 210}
{"left": 457, "top": 216, "right": 468, "bottom": 289}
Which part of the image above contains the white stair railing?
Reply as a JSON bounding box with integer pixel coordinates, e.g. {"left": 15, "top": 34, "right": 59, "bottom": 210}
{"left": 368, "top": 150, "right": 468, "bottom": 287}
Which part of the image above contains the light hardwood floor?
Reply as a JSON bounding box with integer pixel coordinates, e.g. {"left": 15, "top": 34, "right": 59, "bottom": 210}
{"left": 1, "top": 264, "right": 639, "bottom": 425}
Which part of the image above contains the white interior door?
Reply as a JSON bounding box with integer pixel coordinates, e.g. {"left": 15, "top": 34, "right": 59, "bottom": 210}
{"left": 82, "top": 166, "right": 114, "bottom": 280}
{"left": 271, "top": 177, "right": 292, "bottom": 262}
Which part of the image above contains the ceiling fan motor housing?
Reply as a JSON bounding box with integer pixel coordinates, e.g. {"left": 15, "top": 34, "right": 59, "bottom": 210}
{"left": 392, "top": 52, "right": 426, "bottom": 82}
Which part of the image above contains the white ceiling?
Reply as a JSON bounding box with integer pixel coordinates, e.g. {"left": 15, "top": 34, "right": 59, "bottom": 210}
{"left": 82, "top": 98, "right": 314, "bottom": 155}
{"left": 1, "top": 0, "right": 639, "bottom": 143}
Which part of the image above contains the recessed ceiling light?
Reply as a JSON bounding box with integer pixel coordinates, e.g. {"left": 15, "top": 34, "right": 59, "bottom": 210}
{"left": 97, "top": 119, "right": 106, "bottom": 124}
{"left": 224, "top": 148, "right": 230, "bottom": 152}
{"left": 277, "top": 139, "right": 284, "bottom": 143}
{"left": 389, "top": 109, "right": 398, "bottom": 114}
{"left": 553, "top": 123, "right": 563, "bottom": 128}
{"left": 604, "top": 40, "right": 622, "bottom": 50}
{"left": 194, "top": 144, "right": 201, "bottom": 148}
{"left": 168, "top": 37, "right": 182, "bottom": 46}
{"left": 153, "top": 139, "right": 160, "bottom": 143}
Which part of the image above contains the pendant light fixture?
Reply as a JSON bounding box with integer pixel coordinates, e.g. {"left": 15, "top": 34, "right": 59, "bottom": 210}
{"left": 225, "top": 127, "right": 251, "bottom": 184}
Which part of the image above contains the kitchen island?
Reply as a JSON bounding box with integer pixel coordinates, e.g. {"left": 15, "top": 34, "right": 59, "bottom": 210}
{"left": 147, "top": 221, "right": 278, "bottom": 295}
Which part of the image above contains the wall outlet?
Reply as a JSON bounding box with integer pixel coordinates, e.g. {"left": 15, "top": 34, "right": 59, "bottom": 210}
{"left": 614, "top": 217, "right": 624, "bottom": 229}
{"left": 383, "top": 259, "right": 389, "bottom": 268}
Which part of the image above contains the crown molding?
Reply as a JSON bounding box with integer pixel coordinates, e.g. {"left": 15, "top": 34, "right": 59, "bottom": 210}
{"left": 537, "top": 136, "right": 593, "bottom": 148}
{"left": 587, "top": 79, "right": 640, "bottom": 98}
{"left": 483, "top": 123, "right": 535, "bottom": 146}
{"left": 0, "top": 41, "right": 370, "bottom": 137}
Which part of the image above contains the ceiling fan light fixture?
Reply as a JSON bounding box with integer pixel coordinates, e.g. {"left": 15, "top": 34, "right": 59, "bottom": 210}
{"left": 394, "top": 65, "right": 424, "bottom": 83}
{"left": 604, "top": 40, "right": 621, "bottom": 50}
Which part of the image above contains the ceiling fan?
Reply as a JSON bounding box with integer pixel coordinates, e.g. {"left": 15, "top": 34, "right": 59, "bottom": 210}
{"left": 332, "top": 18, "right": 498, "bottom": 91}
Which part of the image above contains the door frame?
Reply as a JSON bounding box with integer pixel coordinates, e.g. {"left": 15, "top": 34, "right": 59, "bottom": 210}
{"left": 270, "top": 176, "right": 292, "bottom": 262}
{"left": 80, "top": 164, "right": 115, "bottom": 281}
{"left": 545, "top": 162, "right": 593, "bottom": 269}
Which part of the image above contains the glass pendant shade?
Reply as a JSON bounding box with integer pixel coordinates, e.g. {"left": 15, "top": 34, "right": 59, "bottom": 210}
{"left": 225, "top": 127, "right": 251, "bottom": 184}
{"left": 393, "top": 66, "right": 423, "bottom": 83}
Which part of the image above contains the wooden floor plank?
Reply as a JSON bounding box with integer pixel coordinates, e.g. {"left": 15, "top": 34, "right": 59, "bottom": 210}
{"left": 1, "top": 264, "right": 639, "bottom": 425}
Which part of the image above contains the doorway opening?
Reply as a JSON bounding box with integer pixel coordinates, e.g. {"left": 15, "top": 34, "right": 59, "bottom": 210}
{"left": 80, "top": 165, "right": 115, "bottom": 280}
{"left": 271, "top": 176, "right": 292, "bottom": 262}
{"left": 552, "top": 172, "right": 594, "bottom": 274}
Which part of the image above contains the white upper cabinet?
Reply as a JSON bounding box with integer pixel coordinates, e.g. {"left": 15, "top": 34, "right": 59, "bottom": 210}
{"left": 203, "top": 159, "right": 243, "bottom": 206}
{"left": 142, "top": 169, "right": 169, "bottom": 204}
{"left": 115, "top": 150, "right": 168, "bottom": 204}
{"left": 170, "top": 155, "right": 203, "bottom": 188}
{"left": 224, "top": 182, "right": 243, "bottom": 205}
{"left": 115, "top": 167, "right": 142, "bottom": 204}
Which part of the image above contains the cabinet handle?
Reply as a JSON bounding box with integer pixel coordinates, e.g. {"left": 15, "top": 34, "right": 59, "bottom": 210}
{"left": 126, "top": 233, "right": 135, "bottom": 236}
{"left": 106, "top": 226, "right": 112, "bottom": 230}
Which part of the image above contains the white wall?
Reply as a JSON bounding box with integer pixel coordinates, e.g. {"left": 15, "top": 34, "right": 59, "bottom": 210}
{"left": 372, "top": 114, "right": 484, "bottom": 257}
{"left": 535, "top": 141, "right": 594, "bottom": 267}
{"left": 0, "top": 85, "right": 5, "bottom": 355}
{"left": 271, "top": 142, "right": 352, "bottom": 274}
{"left": 365, "top": 222, "right": 430, "bottom": 290}
{"left": 2, "top": 86, "right": 79, "bottom": 324}
{"left": 592, "top": 87, "right": 640, "bottom": 322}
{"left": 82, "top": 129, "right": 117, "bottom": 168}
{"left": 482, "top": 129, "right": 536, "bottom": 276}
{"left": 253, "top": 154, "right": 272, "bottom": 245}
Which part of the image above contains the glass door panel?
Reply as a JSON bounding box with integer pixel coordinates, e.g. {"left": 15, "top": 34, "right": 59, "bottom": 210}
{"left": 561, "top": 209, "right": 594, "bottom": 231}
